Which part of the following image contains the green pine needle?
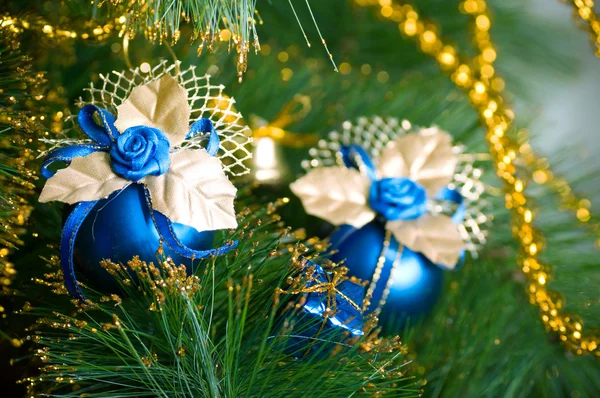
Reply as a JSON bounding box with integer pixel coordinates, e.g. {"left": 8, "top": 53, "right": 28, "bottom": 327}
{"left": 28, "top": 200, "right": 418, "bottom": 397}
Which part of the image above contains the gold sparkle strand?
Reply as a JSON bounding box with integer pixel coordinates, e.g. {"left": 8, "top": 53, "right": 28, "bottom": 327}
{"left": 461, "top": 0, "right": 600, "bottom": 355}
{"left": 375, "top": 244, "right": 404, "bottom": 315}
{"left": 0, "top": 23, "right": 45, "bottom": 303}
{"left": 462, "top": 3, "right": 598, "bottom": 237}
{"left": 354, "top": 0, "right": 600, "bottom": 357}
{"left": 562, "top": 0, "right": 600, "bottom": 56}
{"left": 0, "top": 14, "right": 124, "bottom": 43}
{"left": 364, "top": 230, "right": 393, "bottom": 311}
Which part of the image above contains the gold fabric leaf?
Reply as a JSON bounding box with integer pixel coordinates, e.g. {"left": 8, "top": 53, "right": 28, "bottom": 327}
{"left": 386, "top": 214, "right": 464, "bottom": 269}
{"left": 290, "top": 166, "right": 376, "bottom": 228}
{"left": 39, "top": 152, "right": 129, "bottom": 204}
{"left": 143, "top": 150, "right": 237, "bottom": 232}
{"left": 378, "top": 127, "right": 457, "bottom": 196}
{"left": 115, "top": 74, "right": 190, "bottom": 146}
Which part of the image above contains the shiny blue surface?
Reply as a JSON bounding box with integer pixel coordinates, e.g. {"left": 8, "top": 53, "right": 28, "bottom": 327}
{"left": 284, "top": 261, "right": 365, "bottom": 357}
{"left": 303, "top": 263, "right": 365, "bottom": 337}
{"left": 74, "top": 184, "right": 215, "bottom": 291}
{"left": 330, "top": 220, "right": 444, "bottom": 328}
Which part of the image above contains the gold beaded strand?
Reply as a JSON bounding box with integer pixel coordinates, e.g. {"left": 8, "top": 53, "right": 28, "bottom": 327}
{"left": 562, "top": 0, "right": 600, "bottom": 56}
{"left": 355, "top": 0, "right": 599, "bottom": 356}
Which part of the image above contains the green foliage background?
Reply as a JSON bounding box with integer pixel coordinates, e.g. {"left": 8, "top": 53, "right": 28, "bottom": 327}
{"left": 0, "top": 0, "right": 599, "bottom": 396}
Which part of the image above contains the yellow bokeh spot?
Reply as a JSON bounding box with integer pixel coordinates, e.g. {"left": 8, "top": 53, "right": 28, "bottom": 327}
{"left": 403, "top": 19, "right": 417, "bottom": 36}
{"left": 524, "top": 210, "right": 533, "bottom": 223}
{"left": 277, "top": 52, "right": 289, "bottom": 63}
{"left": 491, "top": 77, "right": 505, "bottom": 92}
{"left": 140, "top": 62, "right": 151, "bottom": 73}
{"left": 532, "top": 170, "right": 548, "bottom": 184}
{"left": 483, "top": 47, "right": 497, "bottom": 62}
{"left": 514, "top": 179, "right": 524, "bottom": 193}
{"left": 422, "top": 30, "right": 436, "bottom": 44}
{"left": 281, "top": 68, "right": 293, "bottom": 82}
{"left": 474, "top": 82, "right": 486, "bottom": 94}
{"left": 463, "top": 0, "right": 479, "bottom": 14}
{"left": 481, "top": 64, "right": 495, "bottom": 78}
{"left": 339, "top": 62, "right": 352, "bottom": 75}
{"left": 381, "top": 5, "right": 393, "bottom": 18}
{"left": 576, "top": 208, "right": 590, "bottom": 222}
{"left": 261, "top": 44, "right": 271, "bottom": 56}
{"left": 476, "top": 15, "right": 490, "bottom": 31}
{"left": 439, "top": 52, "right": 455, "bottom": 65}
{"left": 377, "top": 71, "right": 390, "bottom": 83}
{"left": 529, "top": 243, "right": 538, "bottom": 256}
{"left": 219, "top": 29, "right": 231, "bottom": 41}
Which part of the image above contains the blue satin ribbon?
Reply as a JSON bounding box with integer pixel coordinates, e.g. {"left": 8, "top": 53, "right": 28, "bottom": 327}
{"left": 187, "top": 118, "right": 220, "bottom": 156}
{"left": 60, "top": 200, "right": 99, "bottom": 299}
{"left": 45, "top": 105, "right": 235, "bottom": 300}
{"left": 337, "top": 144, "right": 467, "bottom": 269}
{"left": 339, "top": 145, "right": 377, "bottom": 181}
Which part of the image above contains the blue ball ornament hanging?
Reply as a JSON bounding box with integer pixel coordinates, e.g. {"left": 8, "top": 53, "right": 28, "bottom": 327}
{"left": 329, "top": 220, "right": 444, "bottom": 327}
{"left": 291, "top": 117, "right": 489, "bottom": 330}
{"left": 278, "top": 259, "right": 365, "bottom": 358}
{"left": 38, "top": 70, "right": 255, "bottom": 300}
{"left": 73, "top": 184, "right": 216, "bottom": 292}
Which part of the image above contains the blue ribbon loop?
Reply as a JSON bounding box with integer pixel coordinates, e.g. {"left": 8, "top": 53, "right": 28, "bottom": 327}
{"left": 339, "top": 145, "right": 377, "bottom": 181}
{"left": 187, "top": 118, "right": 220, "bottom": 156}
{"left": 45, "top": 105, "right": 235, "bottom": 300}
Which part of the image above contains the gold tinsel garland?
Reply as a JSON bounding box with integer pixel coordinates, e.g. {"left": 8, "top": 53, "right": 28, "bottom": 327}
{"left": 0, "top": 22, "right": 45, "bottom": 310}
{"left": 355, "top": 0, "right": 599, "bottom": 357}
{"left": 0, "top": 13, "right": 124, "bottom": 42}
{"left": 563, "top": 0, "right": 600, "bottom": 56}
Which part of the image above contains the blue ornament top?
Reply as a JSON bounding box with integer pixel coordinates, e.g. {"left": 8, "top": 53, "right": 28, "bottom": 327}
{"left": 38, "top": 74, "right": 239, "bottom": 301}
{"left": 291, "top": 128, "right": 470, "bottom": 269}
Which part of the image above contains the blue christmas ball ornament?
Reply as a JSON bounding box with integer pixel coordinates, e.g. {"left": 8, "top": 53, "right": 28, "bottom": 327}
{"left": 73, "top": 184, "right": 215, "bottom": 291}
{"left": 329, "top": 220, "right": 444, "bottom": 328}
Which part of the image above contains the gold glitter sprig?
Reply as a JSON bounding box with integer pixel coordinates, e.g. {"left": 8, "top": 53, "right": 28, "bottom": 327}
{"left": 0, "top": 21, "right": 46, "bottom": 301}
{"left": 0, "top": 14, "right": 124, "bottom": 43}
{"left": 278, "top": 258, "right": 362, "bottom": 314}
{"left": 562, "top": 0, "right": 600, "bottom": 56}
{"left": 99, "top": 0, "right": 260, "bottom": 82}
{"left": 355, "top": 0, "right": 599, "bottom": 357}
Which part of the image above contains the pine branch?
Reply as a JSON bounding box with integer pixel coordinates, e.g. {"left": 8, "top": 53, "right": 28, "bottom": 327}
{"left": 26, "top": 199, "right": 418, "bottom": 397}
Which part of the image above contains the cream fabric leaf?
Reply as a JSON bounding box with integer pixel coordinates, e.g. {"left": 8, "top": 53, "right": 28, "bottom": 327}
{"left": 144, "top": 149, "right": 237, "bottom": 232}
{"left": 39, "top": 152, "right": 129, "bottom": 204}
{"left": 114, "top": 74, "right": 190, "bottom": 146}
{"left": 386, "top": 214, "right": 464, "bottom": 269}
{"left": 290, "top": 166, "right": 376, "bottom": 228}
{"left": 378, "top": 127, "right": 457, "bottom": 196}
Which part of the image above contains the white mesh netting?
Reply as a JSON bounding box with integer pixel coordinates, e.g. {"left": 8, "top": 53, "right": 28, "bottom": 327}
{"left": 300, "top": 116, "right": 489, "bottom": 256}
{"left": 38, "top": 60, "right": 252, "bottom": 176}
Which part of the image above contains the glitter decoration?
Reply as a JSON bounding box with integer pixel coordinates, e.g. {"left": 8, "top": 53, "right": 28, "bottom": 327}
{"left": 99, "top": 0, "right": 260, "bottom": 81}
{"left": 38, "top": 61, "right": 252, "bottom": 177}
{"left": 301, "top": 116, "right": 489, "bottom": 257}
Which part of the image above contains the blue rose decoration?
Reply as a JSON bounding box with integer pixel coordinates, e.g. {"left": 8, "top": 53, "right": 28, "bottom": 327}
{"left": 369, "top": 177, "right": 427, "bottom": 220}
{"left": 109, "top": 126, "right": 171, "bottom": 182}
